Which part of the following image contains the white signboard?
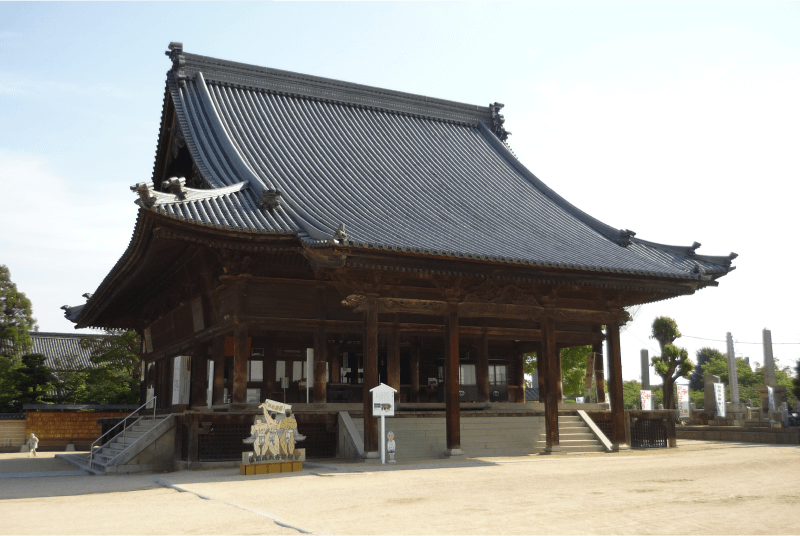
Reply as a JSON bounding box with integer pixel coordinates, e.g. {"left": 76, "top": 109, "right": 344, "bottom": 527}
{"left": 767, "top": 385, "right": 776, "bottom": 411}
{"left": 640, "top": 390, "right": 653, "bottom": 411}
{"left": 371, "top": 383, "right": 396, "bottom": 417}
{"left": 369, "top": 383, "right": 397, "bottom": 465}
{"left": 259, "top": 398, "right": 292, "bottom": 414}
{"left": 576, "top": 397, "right": 585, "bottom": 404}
{"left": 677, "top": 385, "right": 690, "bottom": 419}
{"left": 714, "top": 383, "right": 726, "bottom": 418}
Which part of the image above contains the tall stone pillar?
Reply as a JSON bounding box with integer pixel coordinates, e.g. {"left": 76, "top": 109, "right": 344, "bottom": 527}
{"left": 703, "top": 374, "right": 721, "bottom": 419}
{"left": 762, "top": 329, "right": 776, "bottom": 386}
{"left": 725, "top": 332, "right": 740, "bottom": 403}
{"left": 640, "top": 349, "right": 650, "bottom": 390}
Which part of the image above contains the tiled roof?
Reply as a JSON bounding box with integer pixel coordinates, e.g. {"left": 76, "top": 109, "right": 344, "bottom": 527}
{"left": 0, "top": 332, "right": 107, "bottom": 371}
{"left": 135, "top": 45, "right": 735, "bottom": 281}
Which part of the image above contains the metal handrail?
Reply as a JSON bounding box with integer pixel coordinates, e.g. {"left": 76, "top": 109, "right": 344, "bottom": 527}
{"left": 89, "top": 396, "right": 157, "bottom": 468}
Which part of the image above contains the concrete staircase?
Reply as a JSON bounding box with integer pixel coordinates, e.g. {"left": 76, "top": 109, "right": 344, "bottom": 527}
{"left": 339, "top": 411, "right": 610, "bottom": 461}
{"left": 81, "top": 415, "right": 175, "bottom": 473}
{"left": 533, "top": 414, "right": 607, "bottom": 453}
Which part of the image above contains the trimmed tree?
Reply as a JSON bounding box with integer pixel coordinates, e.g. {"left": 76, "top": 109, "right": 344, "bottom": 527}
{"left": 650, "top": 317, "right": 694, "bottom": 410}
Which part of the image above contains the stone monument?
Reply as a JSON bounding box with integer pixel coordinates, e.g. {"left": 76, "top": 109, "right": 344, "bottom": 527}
{"left": 640, "top": 349, "right": 650, "bottom": 390}
{"left": 724, "top": 333, "right": 746, "bottom": 424}
{"left": 757, "top": 328, "right": 786, "bottom": 424}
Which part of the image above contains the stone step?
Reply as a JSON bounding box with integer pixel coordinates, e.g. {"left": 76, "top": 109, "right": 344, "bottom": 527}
{"left": 559, "top": 432, "right": 596, "bottom": 440}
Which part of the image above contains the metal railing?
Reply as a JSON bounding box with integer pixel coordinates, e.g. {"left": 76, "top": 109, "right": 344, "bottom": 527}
{"left": 89, "top": 396, "right": 157, "bottom": 468}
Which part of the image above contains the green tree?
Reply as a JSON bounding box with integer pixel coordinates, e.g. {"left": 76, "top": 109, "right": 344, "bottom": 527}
{"left": 689, "top": 347, "right": 725, "bottom": 391}
{"left": 525, "top": 345, "right": 592, "bottom": 398}
{"left": 0, "top": 355, "right": 22, "bottom": 412}
{"left": 14, "top": 353, "right": 59, "bottom": 409}
{"left": 793, "top": 359, "right": 800, "bottom": 401}
{"left": 0, "top": 265, "right": 37, "bottom": 358}
{"left": 58, "top": 330, "right": 140, "bottom": 405}
{"left": 650, "top": 317, "right": 693, "bottom": 410}
{"left": 701, "top": 353, "right": 760, "bottom": 403}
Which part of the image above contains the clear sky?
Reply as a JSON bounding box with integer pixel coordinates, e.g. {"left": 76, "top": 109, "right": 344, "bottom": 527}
{"left": 1, "top": 2, "right": 798, "bottom": 381}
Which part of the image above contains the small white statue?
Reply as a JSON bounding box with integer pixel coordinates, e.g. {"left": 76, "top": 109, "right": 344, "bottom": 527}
{"left": 27, "top": 433, "right": 39, "bottom": 457}
{"left": 387, "top": 430, "right": 396, "bottom": 463}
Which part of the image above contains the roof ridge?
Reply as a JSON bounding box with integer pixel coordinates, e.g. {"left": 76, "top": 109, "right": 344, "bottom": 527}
{"left": 166, "top": 42, "right": 497, "bottom": 127}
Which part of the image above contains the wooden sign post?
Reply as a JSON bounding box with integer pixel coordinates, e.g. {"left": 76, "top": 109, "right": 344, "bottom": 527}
{"left": 370, "top": 383, "right": 397, "bottom": 464}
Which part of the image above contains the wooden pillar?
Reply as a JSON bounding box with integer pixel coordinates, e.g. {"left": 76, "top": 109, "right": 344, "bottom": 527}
{"left": 542, "top": 315, "right": 562, "bottom": 452}
{"left": 535, "top": 342, "right": 545, "bottom": 402}
{"left": 187, "top": 414, "right": 199, "bottom": 465}
{"left": 592, "top": 326, "right": 606, "bottom": 403}
{"left": 477, "top": 326, "right": 490, "bottom": 403}
{"left": 212, "top": 337, "right": 225, "bottom": 405}
{"left": 388, "top": 315, "right": 401, "bottom": 398}
{"left": 362, "top": 295, "right": 379, "bottom": 456}
{"left": 232, "top": 322, "right": 248, "bottom": 404}
{"left": 514, "top": 348, "right": 526, "bottom": 403}
{"left": 606, "top": 322, "right": 626, "bottom": 448}
{"left": 313, "top": 324, "right": 327, "bottom": 403}
{"left": 331, "top": 345, "right": 341, "bottom": 384}
{"left": 410, "top": 342, "right": 420, "bottom": 403}
{"left": 444, "top": 301, "right": 461, "bottom": 454}
{"left": 190, "top": 340, "right": 207, "bottom": 408}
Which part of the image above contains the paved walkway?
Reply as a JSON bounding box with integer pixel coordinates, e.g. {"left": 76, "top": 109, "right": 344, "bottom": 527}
{"left": 1, "top": 440, "right": 799, "bottom": 534}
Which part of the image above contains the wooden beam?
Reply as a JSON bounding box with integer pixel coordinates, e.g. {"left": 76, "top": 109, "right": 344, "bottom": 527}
{"left": 444, "top": 301, "right": 461, "bottom": 454}
{"left": 606, "top": 323, "right": 626, "bottom": 447}
{"left": 536, "top": 343, "right": 545, "bottom": 402}
{"left": 592, "top": 326, "right": 606, "bottom": 403}
{"left": 543, "top": 316, "right": 561, "bottom": 452}
{"left": 476, "top": 323, "right": 489, "bottom": 403}
{"left": 313, "top": 324, "right": 327, "bottom": 404}
{"left": 212, "top": 337, "right": 225, "bottom": 405}
{"left": 190, "top": 339, "right": 207, "bottom": 408}
{"left": 387, "top": 315, "right": 401, "bottom": 399}
{"left": 362, "top": 295, "right": 379, "bottom": 456}
{"left": 513, "top": 348, "right": 525, "bottom": 403}
{"left": 232, "top": 322, "right": 248, "bottom": 404}
{"left": 236, "top": 315, "right": 602, "bottom": 344}
{"left": 410, "top": 343, "right": 420, "bottom": 403}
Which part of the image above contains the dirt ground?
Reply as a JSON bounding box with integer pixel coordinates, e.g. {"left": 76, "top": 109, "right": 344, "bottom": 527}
{"left": 1, "top": 440, "right": 799, "bottom": 535}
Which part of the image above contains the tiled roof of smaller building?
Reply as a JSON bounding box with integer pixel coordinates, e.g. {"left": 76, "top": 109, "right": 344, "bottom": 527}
{"left": 0, "top": 332, "right": 108, "bottom": 371}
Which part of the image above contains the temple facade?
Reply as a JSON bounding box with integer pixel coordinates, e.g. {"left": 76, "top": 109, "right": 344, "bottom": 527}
{"left": 66, "top": 43, "right": 736, "bottom": 462}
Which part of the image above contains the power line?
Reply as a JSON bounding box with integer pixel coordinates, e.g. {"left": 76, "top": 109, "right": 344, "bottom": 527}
{"left": 681, "top": 335, "right": 800, "bottom": 345}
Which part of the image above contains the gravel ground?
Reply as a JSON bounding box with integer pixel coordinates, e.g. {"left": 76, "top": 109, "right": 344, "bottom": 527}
{"left": 1, "top": 440, "right": 799, "bottom": 535}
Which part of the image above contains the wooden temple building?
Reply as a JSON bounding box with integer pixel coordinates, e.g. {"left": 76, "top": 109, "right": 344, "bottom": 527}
{"left": 67, "top": 43, "right": 736, "bottom": 462}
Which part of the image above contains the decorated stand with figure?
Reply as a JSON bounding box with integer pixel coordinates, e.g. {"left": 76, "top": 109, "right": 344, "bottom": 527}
{"left": 240, "top": 399, "right": 306, "bottom": 475}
